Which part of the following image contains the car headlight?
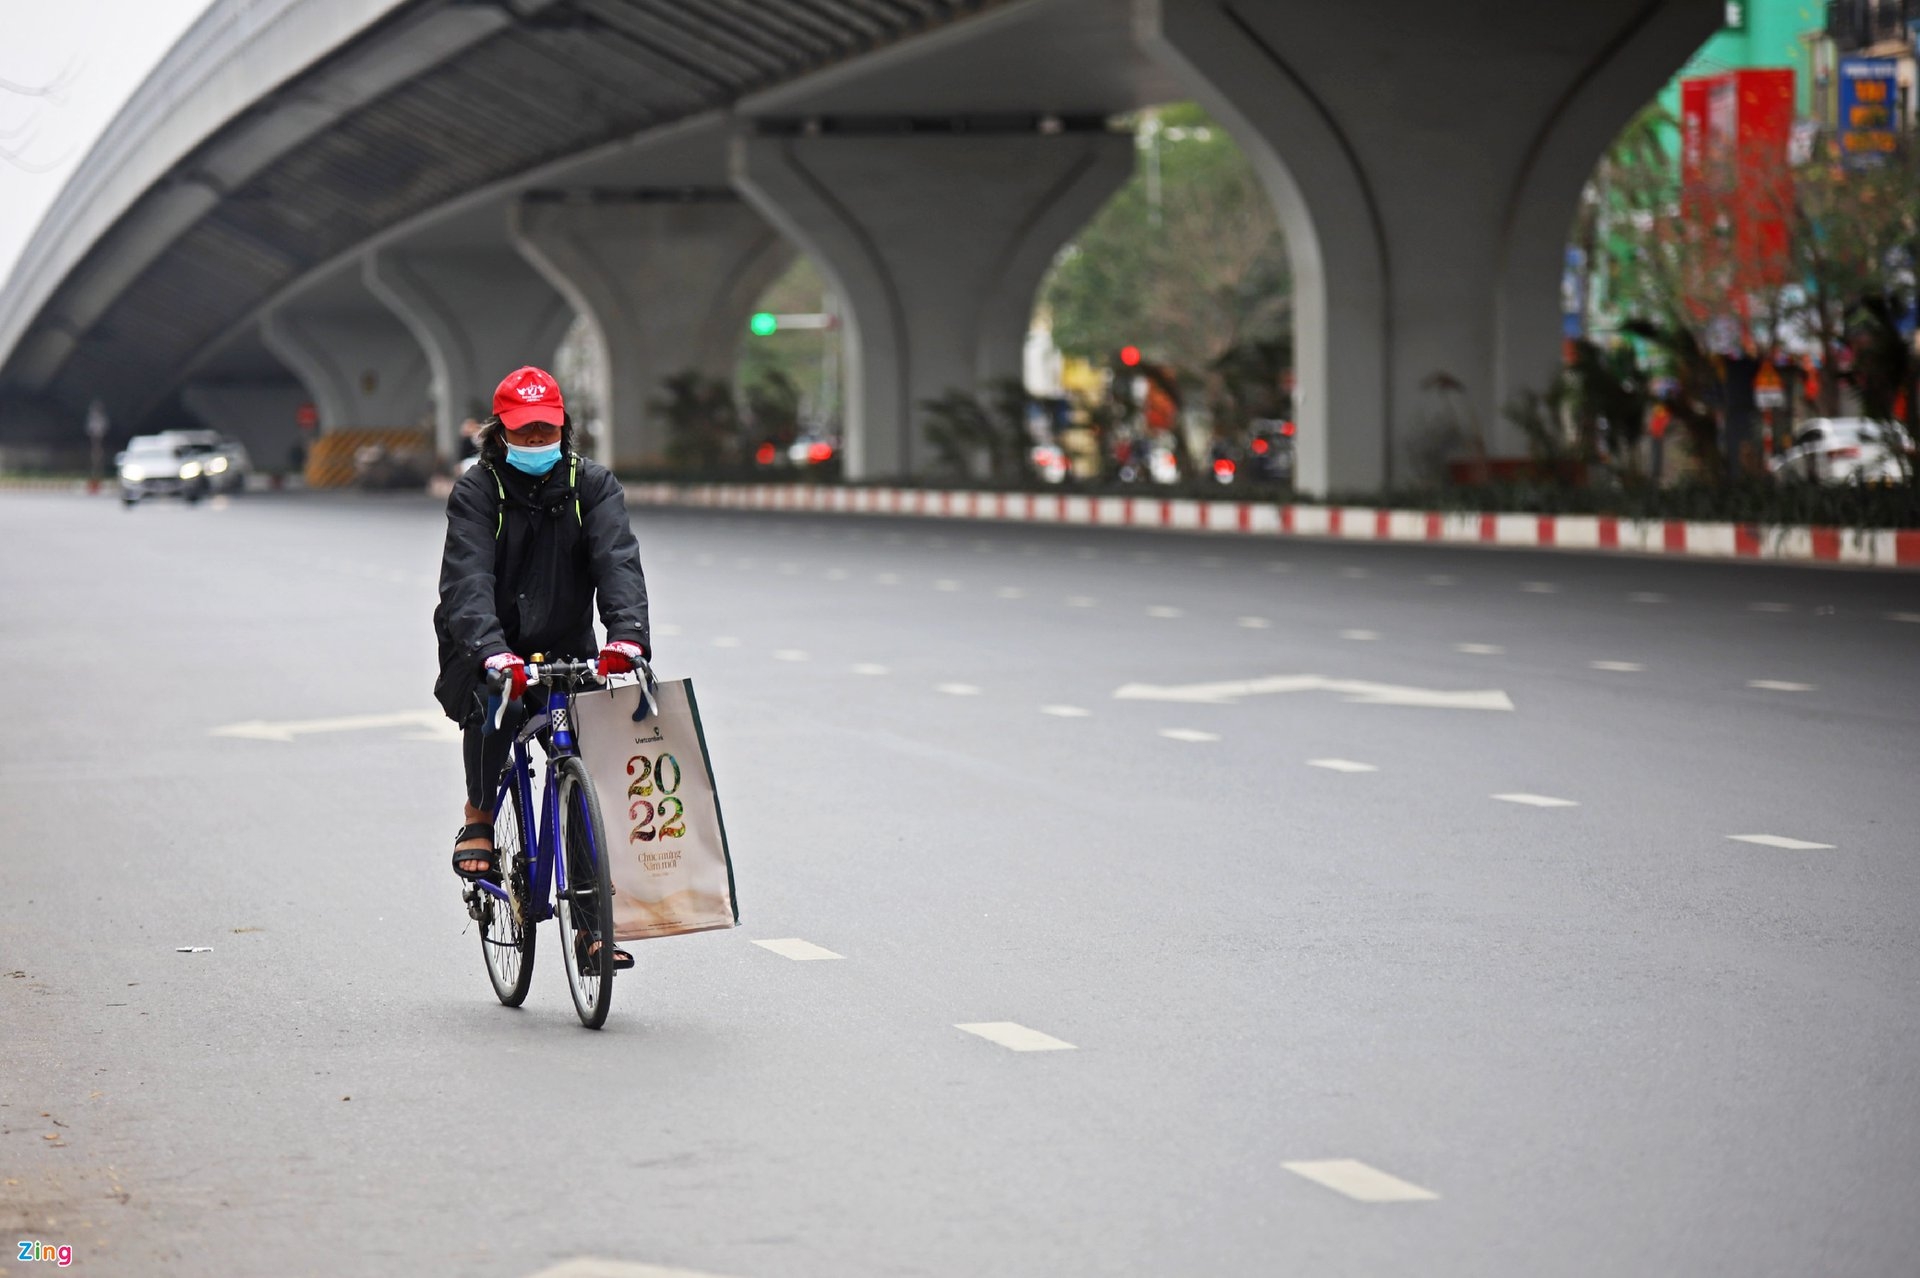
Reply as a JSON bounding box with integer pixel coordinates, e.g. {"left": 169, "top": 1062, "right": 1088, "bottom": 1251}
{"left": 207, "top": 457, "right": 229, "bottom": 474}
{"left": 180, "top": 461, "right": 203, "bottom": 479}
{"left": 122, "top": 466, "right": 146, "bottom": 483}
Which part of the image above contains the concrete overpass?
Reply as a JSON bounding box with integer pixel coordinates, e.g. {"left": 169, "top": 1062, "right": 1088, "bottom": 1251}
{"left": 0, "top": 0, "right": 1720, "bottom": 491}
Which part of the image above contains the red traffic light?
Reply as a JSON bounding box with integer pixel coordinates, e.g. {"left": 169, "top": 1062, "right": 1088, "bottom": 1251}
{"left": 754, "top": 442, "right": 776, "bottom": 465}
{"left": 1119, "top": 345, "right": 1141, "bottom": 367}
{"left": 1280, "top": 421, "right": 1296, "bottom": 437}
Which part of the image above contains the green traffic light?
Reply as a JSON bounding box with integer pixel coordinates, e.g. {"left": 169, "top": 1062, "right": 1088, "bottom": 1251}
{"left": 749, "top": 312, "right": 778, "bottom": 337}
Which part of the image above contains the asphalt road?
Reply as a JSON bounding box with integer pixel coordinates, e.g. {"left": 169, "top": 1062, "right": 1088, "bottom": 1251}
{"left": 4, "top": 489, "right": 1918, "bottom": 1278}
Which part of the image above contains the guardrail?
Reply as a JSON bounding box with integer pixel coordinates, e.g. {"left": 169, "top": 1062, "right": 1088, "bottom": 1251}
{"left": 619, "top": 482, "right": 1920, "bottom": 570}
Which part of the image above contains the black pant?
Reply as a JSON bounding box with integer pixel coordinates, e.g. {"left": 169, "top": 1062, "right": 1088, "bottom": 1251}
{"left": 461, "top": 694, "right": 541, "bottom": 811}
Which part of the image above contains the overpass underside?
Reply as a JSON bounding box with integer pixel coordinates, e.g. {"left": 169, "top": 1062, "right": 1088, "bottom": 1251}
{"left": 0, "top": 0, "right": 1719, "bottom": 492}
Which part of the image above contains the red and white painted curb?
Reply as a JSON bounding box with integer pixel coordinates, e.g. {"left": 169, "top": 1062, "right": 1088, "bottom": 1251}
{"left": 624, "top": 482, "right": 1920, "bottom": 570}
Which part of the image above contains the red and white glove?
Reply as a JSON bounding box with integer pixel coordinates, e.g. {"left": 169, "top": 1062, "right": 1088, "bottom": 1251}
{"left": 482, "top": 651, "right": 528, "bottom": 700}
{"left": 596, "top": 640, "right": 647, "bottom": 680}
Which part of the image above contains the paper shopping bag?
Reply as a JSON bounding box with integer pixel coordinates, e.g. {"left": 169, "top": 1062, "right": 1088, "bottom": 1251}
{"left": 571, "top": 678, "right": 739, "bottom": 941}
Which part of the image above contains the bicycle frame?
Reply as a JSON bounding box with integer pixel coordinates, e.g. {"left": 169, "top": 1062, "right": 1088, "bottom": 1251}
{"left": 469, "top": 685, "right": 587, "bottom": 924}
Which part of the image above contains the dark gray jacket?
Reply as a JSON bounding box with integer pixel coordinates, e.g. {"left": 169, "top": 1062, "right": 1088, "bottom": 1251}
{"left": 433, "top": 455, "right": 649, "bottom": 724}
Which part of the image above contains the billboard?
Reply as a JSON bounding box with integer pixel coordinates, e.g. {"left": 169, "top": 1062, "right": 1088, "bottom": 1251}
{"left": 1837, "top": 57, "right": 1899, "bottom": 169}
{"left": 1679, "top": 69, "right": 1795, "bottom": 304}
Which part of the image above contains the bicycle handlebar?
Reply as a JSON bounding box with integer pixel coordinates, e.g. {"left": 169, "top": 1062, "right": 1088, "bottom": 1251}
{"left": 483, "top": 654, "right": 658, "bottom": 735}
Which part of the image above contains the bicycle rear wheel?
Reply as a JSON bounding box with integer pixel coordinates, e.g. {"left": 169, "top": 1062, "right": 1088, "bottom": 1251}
{"left": 478, "top": 779, "right": 536, "bottom": 1007}
{"left": 554, "top": 757, "right": 616, "bottom": 1028}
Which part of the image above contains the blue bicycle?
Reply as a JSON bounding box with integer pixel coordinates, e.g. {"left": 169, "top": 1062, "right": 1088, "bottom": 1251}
{"left": 463, "top": 655, "right": 648, "bottom": 1028}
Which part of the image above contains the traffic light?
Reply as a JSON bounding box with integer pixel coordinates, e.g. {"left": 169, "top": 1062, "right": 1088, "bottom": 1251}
{"left": 749, "top": 312, "right": 778, "bottom": 337}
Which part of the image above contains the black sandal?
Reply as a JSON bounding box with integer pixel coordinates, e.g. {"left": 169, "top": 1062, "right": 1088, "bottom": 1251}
{"left": 575, "top": 930, "right": 634, "bottom": 972}
{"left": 451, "top": 823, "right": 498, "bottom": 881}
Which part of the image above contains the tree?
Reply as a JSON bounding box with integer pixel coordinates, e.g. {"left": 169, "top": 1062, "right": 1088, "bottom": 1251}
{"left": 1042, "top": 104, "right": 1290, "bottom": 381}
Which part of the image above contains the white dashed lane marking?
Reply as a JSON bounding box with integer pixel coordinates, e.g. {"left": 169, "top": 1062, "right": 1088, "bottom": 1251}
{"left": 955, "top": 1022, "right": 1076, "bottom": 1052}
{"left": 1340, "top": 629, "right": 1380, "bottom": 641}
{"left": 1748, "top": 680, "right": 1814, "bottom": 692}
{"left": 1520, "top": 581, "right": 1558, "bottom": 594}
{"left": 1590, "top": 661, "right": 1644, "bottom": 672}
{"left": 1340, "top": 567, "right": 1370, "bottom": 579}
{"left": 773, "top": 649, "right": 809, "bottom": 662}
{"left": 1147, "top": 606, "right": 1184, "bottom": 618}
{"left": 1890, "top": 612, "right": 1920, "bottom": 623}
{"left": 1308, "top": 759, "right": 1378, "bottom": 773}
{"left": 850, "top": 663, "right": 890, "bottom": 676}
{"left": 525, "top": 1259, "right": 737, "bottom": 1278}
{"left": 655, "top": 623, "right": 682, "bottom": 637}
{"left": 936, "top": 683, "right": 983, "bottom": 697}
{"left": 1455, "top": 643, "right": 1504, "bottom": 655}
{"left": 1748, "top": 601, "right": 1793, "bottom": 613}
{"left": 935, "top": 579, "right": 961, "bottom": 592}
{"left": 1282, "top": 1160, "right": 1438, "bottom": 1203}
{"left": 1729, "top": 834, "right": 1836, "bottom": 850}
{"left": 875, "top": 572, "right": 901, "bottom": 585}
{"left": 995, "top": 587, "right": 1025, "bottom": 599}
{"left": 1237, "top": 617, "right": 1271, "bottom": 629}
{"left": 1628, "top": 592, "right": 1667, "bottom": 603}
{"left": 1159, "top": 728, "right": 1221, "bottom": 743}
{"left": 1041, "top": 705, "right": 1091, "bottom": 718}
{"left": 1425, "top": 574, "right": 1456, "bottom": 585}
{"left": 1067, "top": 596, "right": 1098, "bottom": 607}
{"left": 711, "top": 637, "right": 741, "bottom": 648}
{"left": 752, "top": 938, "right": 843, "bottom": 961}
{"left": 825, "top": 568, "right": 849, "bottom": 580}
{"left": 1492, "top": 793, "right": 1579, "bottom": 808}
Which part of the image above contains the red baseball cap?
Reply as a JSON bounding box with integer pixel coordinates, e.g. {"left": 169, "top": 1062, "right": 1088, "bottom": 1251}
{"left": 493, "top": 366, "right": 566, "bottom": 431}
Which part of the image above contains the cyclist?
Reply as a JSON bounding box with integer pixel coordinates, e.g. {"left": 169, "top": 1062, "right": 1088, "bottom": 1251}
{"left": 434, "top": 366, "right": 649, "bottom": 968}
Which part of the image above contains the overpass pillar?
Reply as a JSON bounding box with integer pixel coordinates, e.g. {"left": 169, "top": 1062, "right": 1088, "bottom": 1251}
{"left": 260, "top": 298, "right": 432, "bottom": 434}
{"left": 509, "top": 196, "right": 794, "bottom": 471}
{"left": 1138, "top": 0, "right": 1718, "bottom": 493}
{"left": 733, "top": 126, "right": 1134, "bottom": 478}
{"left": 364, "top": 248, "right": 574, "bottom": 465}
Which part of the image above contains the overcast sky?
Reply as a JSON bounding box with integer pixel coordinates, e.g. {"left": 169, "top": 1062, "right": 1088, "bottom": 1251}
{"left": 0, "top": 0, "right": 212, "bottom": 286}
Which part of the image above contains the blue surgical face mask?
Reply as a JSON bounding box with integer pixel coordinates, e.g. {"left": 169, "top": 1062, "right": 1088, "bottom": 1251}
{"left": 505, "top": 442, "right": 563, "bottom": 476}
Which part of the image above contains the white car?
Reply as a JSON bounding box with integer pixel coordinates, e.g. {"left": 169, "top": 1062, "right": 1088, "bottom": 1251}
{"left": 1769, "top": 418, "right": 1914, "bottom": 485}
{"left": 117, "top": 435, "right": 214, "bottom": 505}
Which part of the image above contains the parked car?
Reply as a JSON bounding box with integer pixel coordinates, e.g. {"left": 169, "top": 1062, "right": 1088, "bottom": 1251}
{"left": 1768, "top": 418, "right": 1914, "bottom": 485}
{"left": 117, "top": 435, "right": 213, "bottom": 505}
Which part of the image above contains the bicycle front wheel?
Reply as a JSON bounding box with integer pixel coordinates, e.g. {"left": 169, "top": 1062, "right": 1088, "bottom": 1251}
{"left": 479, "top": 779, "right": 536, "bottom": 1007}
{"left": 554, "top": 757, "right": 616, "bottom": 1029}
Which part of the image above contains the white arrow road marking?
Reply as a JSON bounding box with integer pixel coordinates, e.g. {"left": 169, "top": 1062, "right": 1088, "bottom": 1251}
{"left": 1113, "top": 675, "right": 1514, "bottom": 712}
{"left": 210, "top": 710, "right": 447, "bottom": 743}
{"left": 1282, "top": 1160, "right": 1438, "bottom": 1203}
{"left": 1729, "top": 834, "right": 1836, "bottom": 850}
{"left": 956, "top": 1022, "right": 1076, "bottom": 1052}
{"left": 752, "top": 938, "right": 842, "bottom": 961}
{"left": 1493, "top": 793, "right": 1579, "bottom": 808}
